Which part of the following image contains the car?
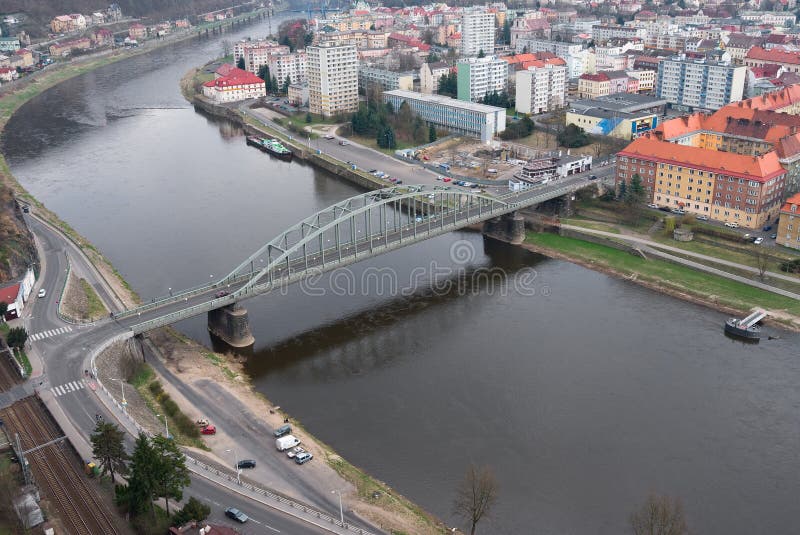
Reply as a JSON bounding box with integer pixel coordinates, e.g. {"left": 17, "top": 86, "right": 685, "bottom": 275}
{"left": 215, "top": 291, "right": 229, "bottom": 298}
{"left": 470, "top": 184, "right": 480, "bottom": 188}
{"left": 747, "top": 235, "right": 758, "bottom": 243}
{"left": 436, "top": 175, "right": 443, "bottom": 181}
{"left": 770, "top": 233, "right": 778, "bottom": 239}
{"left": 295, "top": 452, "right": 313, "bottom": 464}
{"left": 724, "top": 222, "right": 739, "bottom": 228}
{"left": 225, "top": 508, "right": 249, "bottom": 523}
{"left": 389, "top": 177, "right": 397, "bottom": 183}
{"left": 368, "top": 169, "right": 377, "bottom": 173}
{"left": 670, "top": 208, "right": 685, "bottom": 215}
{"left": 201, "top": 425, "right": 216, "bottom": 435}
{"left": 324, "top": 134, "right": 334, "bottom": 140}
{"left": 38, "top": 288, "right": 46, "bottom": 298}
{"left": 345, "top": 161, "right": 353, "bottom": 165}
{"left": 339, "top": 140, "right": 349, "bottom": 146}
{"left": 647, "top": 203, "right": 659, "bottom": 209}
{"left": 395, "top": 180, "right": 403, "bottom": 184}
{"left": 274, "top": 424, "right": 292, "bottom": 437}
{"left": 763, "top": 225, "right": 772, "bottom": 231}
{"left": 22, "top": 206, "right": 29, "bottom": 213}
{"left": 695, "top": 215, "right": 709, "bottom": 221}
{"left": 287, "top": 446, "right": 305, "bottom": 459}
{"left": 754, "top": 237, "right": 764, "bottom": 245}
{"left": 236, "top": 459, "right": 256, "bottom": 469}
{"left": 589, "top": 175, "right": 598, "bottom": 180}
{"left": 196, "top": 418, "right": 209, "bottom": 427}
{"left": 442, "top": 177, "right": 452, "bottom": 183}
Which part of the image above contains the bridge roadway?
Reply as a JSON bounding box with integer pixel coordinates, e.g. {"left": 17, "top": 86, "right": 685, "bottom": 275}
{"left": 114, "top": 174, "right": 598, "bottom": 333}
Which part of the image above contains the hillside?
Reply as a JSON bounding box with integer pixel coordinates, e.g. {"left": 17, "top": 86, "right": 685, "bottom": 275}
{"left": 0, "top": 183, "right": 36, "bottom": 283}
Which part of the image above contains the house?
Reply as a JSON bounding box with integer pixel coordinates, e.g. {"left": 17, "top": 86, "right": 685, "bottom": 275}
{"left": 106, "top": 4, "right": 123, "bottom": 22}
{"left": 776, "top": 192, "right": 800, "bottom": 249}
{"left": 0, "top": 269, "right": 35, "bottom": 321}
{"left": 49, "top": 38, "right": 91, "bottom": 57}
{"left": 0, "top": 37, "right": 20, "bottom": 52}
{"left": 175, "top": 19, "right": 191, "bottom": 29}
{"left": 0, "top": 66, "right": 19, "bottom": 82}
{"left": 129, "top": 23, "right": 147, "bottom": 40}
{"left": 50, "top": 15, "right": 73, "bottom": 33}
{"left": 202, "top": 67, "right": 267, "bottom": 103}
{"left": 91, "top": 28, "right": 113, "bottom": 46}
{"left": 10, "top": 49, "right": 34, "bottom": 69}
{"left": 91, "top": 12, "right": 106, "bottom": 25}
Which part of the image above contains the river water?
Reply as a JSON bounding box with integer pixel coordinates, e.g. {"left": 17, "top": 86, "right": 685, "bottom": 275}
{"left": 4, "top": 19, "right": 800, "bottom": 534}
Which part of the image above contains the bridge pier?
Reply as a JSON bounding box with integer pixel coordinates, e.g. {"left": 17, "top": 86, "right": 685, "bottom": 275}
{"left": 207, "top": 303, "right": 255, "bottom": 348}
{"left": 482, "top": 211, "right": 526, "bottom": 245}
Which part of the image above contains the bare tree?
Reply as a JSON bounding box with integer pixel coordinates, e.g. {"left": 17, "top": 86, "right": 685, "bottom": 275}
{"left": 753, "top": 245, "right": 770, "bottom": 281}
{"left": 629, "top": 493, "right": 688, "bottom": 535}
{"left": 453, "top": 464, "right": 498, "bottom": 535}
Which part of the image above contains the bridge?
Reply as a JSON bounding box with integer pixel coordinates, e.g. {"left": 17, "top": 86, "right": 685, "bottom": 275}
{"left": 112, "top": 179, "right": 589, "bottom": 345}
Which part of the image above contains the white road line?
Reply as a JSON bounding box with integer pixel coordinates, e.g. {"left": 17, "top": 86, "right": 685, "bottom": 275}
{"left": 72, "top": 381, "right": 82, "bottom": 391}
{"left": 54, "top": 386, "right": 64, "bottom": 396}
{"left": 64, "top": 383, "right": 74, "bottom": 392}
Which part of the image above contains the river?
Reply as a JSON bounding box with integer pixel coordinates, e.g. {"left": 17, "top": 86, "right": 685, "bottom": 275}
{"left": 3, "top": 18, "right": 800, "bottom": 534}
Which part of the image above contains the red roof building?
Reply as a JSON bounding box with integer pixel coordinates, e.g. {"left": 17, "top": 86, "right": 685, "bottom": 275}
{"left": 202, "top": 68, "right": 266, "bottom": 103}
{"left": 0, "top": 283, "right": 22, "bottom": 320}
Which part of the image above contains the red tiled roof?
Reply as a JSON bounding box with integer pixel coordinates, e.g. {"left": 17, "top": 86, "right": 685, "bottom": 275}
{"left": 780, "top": 192, "right": 800, "bottom": 212}
{"left": 204, "top": 69, "right": 264, "bottom": 88}
{"left": 746, "top": 46, "right": 800, "bottom": 65}
{"left": 215, "top": 63, "right": 236, "bottom": 76}
{"left": 619, "top": 136, "right": 785, "bottom": 181}
{"left": 580, "top": 73, "right": 609, "bottom": 81}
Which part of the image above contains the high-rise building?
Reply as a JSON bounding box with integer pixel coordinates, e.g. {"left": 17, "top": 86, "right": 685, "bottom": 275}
{"left": 656, "top": 55, "right": 746, "bottom": 111}
{"left": 516, "top": 62, "right": 567, "bottom": 114}
{"left": 460, "top": 11, "right": 495, "bottom": 57}
{"left": 307, "top": 43, "right": 359, "bottom": 117}
{"left": 456, "top": 56, "right": 508, "bottom": 102}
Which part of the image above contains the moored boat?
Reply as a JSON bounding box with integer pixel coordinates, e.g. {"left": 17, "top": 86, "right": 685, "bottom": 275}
{"left": 262, "top": 138, "right": 293, "bottom": 161}
{"left": 724, "top": 317, "right": 761, "bottom": 340}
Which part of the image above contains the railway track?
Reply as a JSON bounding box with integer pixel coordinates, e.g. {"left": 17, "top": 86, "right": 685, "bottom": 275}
{"left": 0, "top": 397, "right": 120, "bottom": 535}
{"left": 0, "top": 349, "right": 22, "bottom": 392}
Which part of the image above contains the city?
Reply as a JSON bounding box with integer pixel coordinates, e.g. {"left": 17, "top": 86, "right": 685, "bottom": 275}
{"left": 0, "top": 0, "right": 799, "bottom": 534}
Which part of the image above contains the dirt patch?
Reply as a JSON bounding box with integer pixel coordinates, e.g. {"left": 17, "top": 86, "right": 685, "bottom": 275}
{"left": 61, "top": 271, "right": 108, "bottom": 322}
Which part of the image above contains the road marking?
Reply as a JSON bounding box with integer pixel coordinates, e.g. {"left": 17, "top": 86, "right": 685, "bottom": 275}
{"left": 30, "top": 325, "right": 73, "bottom": 342}
{"left": 51, "top": 379, "right": 85, "bottom": 397}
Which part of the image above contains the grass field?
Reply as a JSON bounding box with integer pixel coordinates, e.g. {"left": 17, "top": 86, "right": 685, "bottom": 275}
{"left": 526, "top": 232, "right": 800, "bottom": 316}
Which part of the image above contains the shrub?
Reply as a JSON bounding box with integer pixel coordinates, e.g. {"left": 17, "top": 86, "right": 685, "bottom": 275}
{"left": 172, "top": 496, "right": 211, "bottom": 526}
{"left": 148, "top": 381, "right": 162, "bottom": 395}
{"left": 162, "top": 399, "right": 179, "bottom": 417}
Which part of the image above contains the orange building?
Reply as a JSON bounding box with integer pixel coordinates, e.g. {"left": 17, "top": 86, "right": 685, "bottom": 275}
{"left": 776, "top": 192, "right": 800, "bottom": 249}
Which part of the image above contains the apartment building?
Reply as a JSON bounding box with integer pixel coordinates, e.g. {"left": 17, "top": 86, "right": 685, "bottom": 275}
{"left": 745, "top": 47, "right": 800, "bottom": 74}
{"left": 656, "top": 55, "right": 746, "bottom": 111}
{"left": 307, "top": 43, "right": 359, "bottom": 117}
{"left": 420, "top": 61, "right": 451, "bottom": 93}
{"left": 358, "top": 65, "right": 415, "bottom": 92}
{"left": 515, "top": 38, "right": 587, "bottom": 78}
{"left": 269, "top": 52, "right": 307, "bottom": 85}
{"left": 235, "top": 40, "right": 291, "bottom": 74}
{"left": 383, "top": 90, "right": 506, "bottom": 143}
{"left": 456, "top": 56, "right": 508, "bottom": 102}
{"left": 777, "top": 193, "right": 800, "bottom": 249}
{"left": 578, "top": 71, "right": 628, "bottom": 99}
{"left": 516, "top": 63, "right": 567, "bottom": 114}
{"left": 590, "top": 24, "right": 647, "bottom": 44}
{"left": 460, "top": 10, "right": 495, "bottom": 57}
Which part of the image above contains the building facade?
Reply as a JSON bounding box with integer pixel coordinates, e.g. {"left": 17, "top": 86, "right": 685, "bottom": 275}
{"left": 456, "top": 56, "right": 508, "bottom": 102}
{"left": 777, "top": 192, "right": 800, "bottom": 249}
{"left": 358, "top": 65, "right": 414, "bottom": 92}
{"left": 656, "top": 56, "right": 746, "bottom": 111}
{"left": 269, "top": 52, "right": 307, "bottom": 86}
{"left": 383, "top": 90, "right": 506, "bottom": 143}
{"left": 515, "top": 63, "right": 567, "bottom": 114}
{"left": 460, "top": 11, "right": 495, "bottom": 57}
{"left": 420, "top": 61, "right": 450, "bottom": 94}
{"left": 307, "top": 43, "right": 359, "bottom": 117}
{"left": 202, "top": 67, "right": 267, "bottom": 103}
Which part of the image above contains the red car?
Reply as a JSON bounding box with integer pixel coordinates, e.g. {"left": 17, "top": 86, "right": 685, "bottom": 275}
{"left": 201, "top": 425, "right": 216, "bottom": 435}
{"left": 442, "top": 177, "right": 452, "bottom": 183}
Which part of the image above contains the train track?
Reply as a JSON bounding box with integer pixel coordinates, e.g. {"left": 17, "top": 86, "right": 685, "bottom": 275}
{"left": 0, "top": 397, "right": 120, "bottom": 535}
{"left": 0, "top": 349, "right": 22, "bottom": 392}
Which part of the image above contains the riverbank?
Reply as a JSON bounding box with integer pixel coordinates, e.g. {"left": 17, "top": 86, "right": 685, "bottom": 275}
{"left": 523, "top": 231, "right": 800, "bottom": 331}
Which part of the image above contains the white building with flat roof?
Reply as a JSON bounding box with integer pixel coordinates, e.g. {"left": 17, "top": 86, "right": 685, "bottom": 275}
{"left": 307, "top": 43, "right": 359, "bottom": 117}
{"left": 461, "top": 10, "right": 495, "bottom": 57}
{"left": 656, "top": 55, "right": 746, "bottom": 110}
{"left": 516, "top": 63, "right": 567, "bottom": 114}
{"left": 383, "top": 89, "right": 506, "bottom": 143}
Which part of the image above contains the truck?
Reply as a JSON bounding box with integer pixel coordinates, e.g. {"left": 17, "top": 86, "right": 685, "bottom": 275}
{"left": 276, "top": 434, "right": 300, "bottom": 451}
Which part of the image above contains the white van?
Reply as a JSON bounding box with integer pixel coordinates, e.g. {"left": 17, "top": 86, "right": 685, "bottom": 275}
{"left": 276, "top": 435, "right": 300, "bottom": 451}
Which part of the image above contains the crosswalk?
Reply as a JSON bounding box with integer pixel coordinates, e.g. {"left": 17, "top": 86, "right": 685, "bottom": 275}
{"left": 29, "top": 326, "right": 73, "bottom": 342}
{"left": 51, "top": 380, "right": 85, "bottom": 397}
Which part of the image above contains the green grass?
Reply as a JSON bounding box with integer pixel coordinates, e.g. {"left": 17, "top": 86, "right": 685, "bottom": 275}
{"left": 202, "top": 351, "right": 237, "bottom": 380}
{"left": 348, "top": 134, "right": 414, "bottom": 154}
{"left": 0, "top": 323, "right": 8, "bottom": 336}
{"left": 561, "top": 218, "right": 621, "bottom": 234}
{"left": 80, "top": 278, "right": 108, "bottom": 319}
{"left": 15, "top": 347, "right": 31, "bottom": 377}
{"left": 527, "top": 232, "right": 800, "bottom": 315}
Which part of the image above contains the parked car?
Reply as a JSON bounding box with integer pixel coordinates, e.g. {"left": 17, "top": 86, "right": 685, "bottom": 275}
{"left": 763, "top": 225, "right": 772, "bottom": 231}
{"left": 276, "top": 434, "right": 300, "bottom": 451}
{"left": 695, "top": 215, "right": 709, "bottom": 221}
{"left": 589, "top": 175, "right": 597, "bottom": 180}
{"left": 225, "top": 508, "right": 249, "bottom": 523}
{"left": 295, "top": 452, "right": 313, "bottom": 464}
{"left": 196, "top": 418, "right": 209, "bottom": 427}
{"left": 647, "top": 203, "right": 659, "bottom": 209}
{"left": 754, "top": 237, "right": 764, "bottom": 245}
{"left": 396, "top": 180, "right": 403, "bottom": 184}
{"left": 273, "top": 424, "right": 291, "bottom": 438}
{"left": 442, "top": 177, "right": 452, "bottom": 183}
{"left": 671, "top": 208, "right": 685, "bottom": 215}
{"left": 324, "top": 134, "right": 334, "bottom": 140}
{"left": 287, "top": 446, "right": 305, "bottom": 459}
{"left": 236, "top": 459, "right": 256, "bottom": 469}
{"left": 339, "top": 140, "right": 349, "bottom": 146}
{"left": 201, "top": 425, "right": 216, "bottom": 435}
{"left": 770, "top": 233, "right": 778, "bottom": 239}
{"left": 38, "top": 288, "right": 46, "bottom": 298}
{"left": 724, "top": 222, "right": 739, "bottom": 228}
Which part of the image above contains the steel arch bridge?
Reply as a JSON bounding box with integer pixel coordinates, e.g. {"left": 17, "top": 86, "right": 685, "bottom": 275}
{"left": 115, "top": 182, "right": 580, "bottom": 333}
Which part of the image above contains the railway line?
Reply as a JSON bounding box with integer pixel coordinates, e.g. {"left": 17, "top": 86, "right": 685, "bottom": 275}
{"left": 0, "top": 397, "right": 120, "bottom": 535}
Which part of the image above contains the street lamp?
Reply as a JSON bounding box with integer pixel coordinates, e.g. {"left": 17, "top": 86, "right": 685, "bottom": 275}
{"left": 225, "top": 448, "right": 241, "bottom": 484}
{"left": 168, "top": 287, "right": 172, "bottom": 297}
{"left": 156, "top": 413, "right": 170, "bottom": 438}
{"left": 331, "top": 489, "right": 344, "bottom": 524}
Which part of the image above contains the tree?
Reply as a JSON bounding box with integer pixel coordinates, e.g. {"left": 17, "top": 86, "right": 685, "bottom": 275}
{"left": 236, "top": 57, "right": 245, "bottom": 70}
{"left": 91, "top": 421, "right": 129, "bottom": 483}
{"left": 438, "top": 72, "right": 458, "bottom": 97}
{"left": 429, "top": 124, "right": 437, "bottom": 143}
{"left": 453, "top": 464, "right": 497, "bottom": 535}
{"left": 753, "top": 245, "right": 770, "bottom": 281}
{"left": 172, "top": 496, "right": 211, "bottom": 526}
{"left": 151, "top": 435, "right": 190, "bottom": 516}
{"left": 377, "top": 125, "right": 396, "bottom": 149}
{"left": 617, "top": 180, "right": 628, "bottom": 202}
{"left": 477, "top": 49, "right": 485, "bottom": 58}
{"left": 126, "top": 432, "right": 158, "bottom": 517}
{"left": 502, "top": 19, "right": 511, "bottom": 44}
{"left": 626, "top": 173, "right": 646, "bottom": 206}
{"left": 557, "top": 124, "right": 590, "bottom": 148}
{"left": 427, "top": 51, "right": 441, "bottom": 63}
{"left": 629, "top": 493, "right": 688, "bottom": 535}
{"left": 221, "top": 39, "right": 231, "bottom": 57}
{"left": 271, "top": 75, "right": 279, "bottom": 94}
{"left": 305, "top": 112, "right": 313, "bottom": 123}
{"left": 0, "top": 302, "right": 6, "bottom": 321}
{"left": 6, "top": 327, "right": 27, "bottom": 349}
{"left": 282, "top": 75, "right": 291, "bottom": 94}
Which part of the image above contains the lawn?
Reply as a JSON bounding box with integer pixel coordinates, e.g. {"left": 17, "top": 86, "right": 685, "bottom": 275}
{"left": 560, "top": 218, "right": 621, "bottom": 234}
{"left": 526, "top": 232, "right": 800, "bottom": 316}
{"left": 80, "top": 279, "right": 108, "bottom": 319}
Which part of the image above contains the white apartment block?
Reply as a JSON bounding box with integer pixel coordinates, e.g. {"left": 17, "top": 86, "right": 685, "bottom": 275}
{"left": 460, "top": 10, "right": 495, "bottom": 57}
{"left": 235, "top": 40, "right": 291, "bottom": 74}
{"left": 590, "top": 24, "right": 647, "bottom": 43}
{"left": 307, "top": 43, "right": 359, "bottom": 117}
{"left": 594, "top": 41, "right": 643, "bottom": 70}
{"left": 269, "top": 52, "right": 307, "bottom": 85}
{"left": 358, "top": 65, "right": 415, "bottom": 92}
{"left": 515, "top": 63, "right": 567, "bottom": 114}
{"left": 456, "top": 56, "right": 508, "bottom": 102}
{"left": 383, "top": 90, "right": 506, "bottom": 143}
{"left": 656, "top": 56, "right": 746, "bottom": 110}
{"left": 739, "top": 11, "right": 796, "bottom": 26}
{"left": 515, "top": 38, "right": 587, "bottom": 77}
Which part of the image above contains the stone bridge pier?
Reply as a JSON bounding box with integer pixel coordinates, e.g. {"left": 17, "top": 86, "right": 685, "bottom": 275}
{"left": 482, "top": 211, "right": 526, "bottom": 245}
{"left": 208, "top": 303, "right": 255, "bottom": 348}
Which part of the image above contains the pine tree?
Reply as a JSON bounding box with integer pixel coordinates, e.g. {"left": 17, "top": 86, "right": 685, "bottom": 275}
{"left": 91, "top": 421, "right": 129, "bottom": 483}
{"left": 151, "top": 435, "right": 190, "bottom": 516}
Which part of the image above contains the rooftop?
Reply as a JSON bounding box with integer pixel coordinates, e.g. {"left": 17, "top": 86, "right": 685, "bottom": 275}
{"left": 780, "top": 192, "right": 800, "bottom": 212}
{"left": 570, "top": 93, "right": 667, "bottom": 113}
{"left": 383, "top": 90, "right": 506, "bottom": 114}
